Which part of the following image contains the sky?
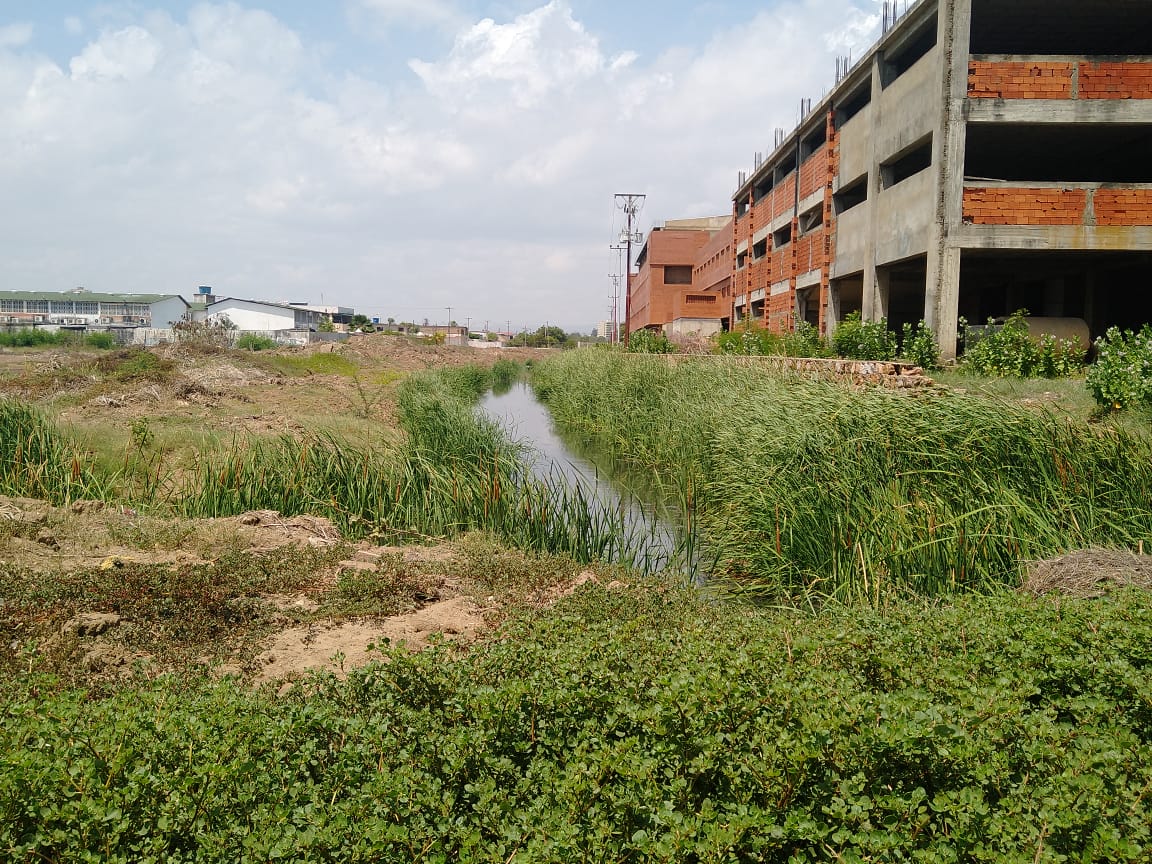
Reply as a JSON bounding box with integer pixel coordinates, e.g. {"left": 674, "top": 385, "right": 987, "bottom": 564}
{"left": 0, "top": 0, "right": 887, "bottom": 332}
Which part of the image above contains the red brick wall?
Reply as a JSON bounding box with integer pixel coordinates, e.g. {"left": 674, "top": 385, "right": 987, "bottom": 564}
{"left": 767, "top": 294, "right": 793, "bottom": 331}
{"left": 1095, "top": 190, "right": 1152, "bottom": 226}
{"left": 1079, "top": 62, "right": 1152, "bottom": 99}
{"left": 963, "top": 187, "right": 1087, "bottom": 225}
{"left": 772, "top": 175, "right": 796, "bottom": 220}
{"left": 794, "top": 232, "right": 822, "bottom": 276}
{"left": 799, "top": 146, "right": 829, "bottom": 200}
{"left": 968, "top": 61, "right": 1074, "bottom": 99}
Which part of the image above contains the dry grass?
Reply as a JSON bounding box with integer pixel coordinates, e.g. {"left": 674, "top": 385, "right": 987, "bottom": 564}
{"left": 1023, "top": 548, "right": 1152, "bottom": 599}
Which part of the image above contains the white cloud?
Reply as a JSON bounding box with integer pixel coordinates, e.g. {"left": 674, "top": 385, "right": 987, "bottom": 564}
{"left": 352, "top": 0, "right": 462, "bottom": 32}
{"left": 0, "top": 22, "right": 34, "bottom": 48}
{"left": 0, "top": 0, "right": 884, "bottom": 329}
{"left": 410, "top": 1, "right": 613, "bottom": 112}
{"left": 64, "top": 17, "right": 85, "bottom": 36}
{"left": 70, "top": 26, "right": 161, "bottom": 81}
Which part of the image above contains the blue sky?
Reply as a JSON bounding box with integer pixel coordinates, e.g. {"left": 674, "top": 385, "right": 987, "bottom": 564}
{"left": 0, "top": 0, "right": 883, "bottom": 330}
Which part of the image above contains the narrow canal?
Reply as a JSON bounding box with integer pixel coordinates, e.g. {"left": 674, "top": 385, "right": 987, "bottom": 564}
{"left": 478, "top": 381, "right": 683, "bottom": 571}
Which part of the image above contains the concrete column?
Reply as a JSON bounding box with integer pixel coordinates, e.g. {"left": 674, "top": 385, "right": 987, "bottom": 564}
{"left": 926, "top": 0, "right": 972, "bottom": 359}
{"left": 876, "top": 268, "right": 892, "bottom": 320}
{"left": 861, "top": 54, "right": 885, "bottom": 323}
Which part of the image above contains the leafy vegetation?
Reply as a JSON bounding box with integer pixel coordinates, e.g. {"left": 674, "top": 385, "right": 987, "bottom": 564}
{"left": 626, "top": 328, "right": 677, "bottom": 354}
{"left": 899, "top": 320, "right": 940, "bottom": 370}
{"left": 962, "top": 311, "right": 1086, "bottom": 379}
{"left": 533, "top": 351, "right": 1152, "bottom": 602}
{"left": 831, "top": 311, "right": 898, "bottom": 361}
{"left": 0, "top": 329, "right": 116, "bottom": 349}
{"left": 1086, "top": 324, "right": 1152, "bottom": 411}
{"left": 5, "top": 585, "right": 1152, "bottom": 861}
{"left": 714, "top": 323, "right": 831, "bottom": 358}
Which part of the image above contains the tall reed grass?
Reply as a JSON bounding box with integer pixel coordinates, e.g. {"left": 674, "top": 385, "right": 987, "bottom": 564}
{"left": 532, "top": 351, "right": 1152, "bottom": 601}
{"left": 0, "top": 401, "right": 111, "bottom": 503}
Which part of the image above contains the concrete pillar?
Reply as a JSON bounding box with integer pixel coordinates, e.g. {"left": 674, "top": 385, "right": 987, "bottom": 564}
{"left": 926, "top": 0, "right": 972, "bottom": 359}
{"left": 861, "top": 54, "right": 885, "bottom": 323}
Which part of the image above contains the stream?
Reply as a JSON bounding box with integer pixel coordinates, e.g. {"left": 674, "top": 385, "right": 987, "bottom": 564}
{"left": 478, "top": 382, "right": 682, "bottom": 570}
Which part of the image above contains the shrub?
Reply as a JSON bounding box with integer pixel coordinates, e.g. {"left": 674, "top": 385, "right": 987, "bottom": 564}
{"left": 234, "top": 334, "right": 278, "bottom": 351}
{"left": 1086, "top": 325, "right": 1152, "bottom": 410}
{"left": 832, "top": 312, "right": 897, "bottom": 360}
{"left": 626, "top": 329, "right": 675, "bottom": 354}
{"left": 963, "top": 311, "right": 1085, "bottom": 379}
{"left": 84, "top": 332, "right": 116, "bottom": 350}
{"left": 899, "top": 320, "right": 940, "bottom": 370}
{"left": 715, "top": 326, "right": 782, "bottom": 356}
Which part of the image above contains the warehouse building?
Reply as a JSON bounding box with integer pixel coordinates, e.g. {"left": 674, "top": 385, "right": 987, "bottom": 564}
{"left": 729, "top": 0, "right": 1152, "bottom": 357}
{"left": 0, "top": 290, "right": 189, "bottom": 328}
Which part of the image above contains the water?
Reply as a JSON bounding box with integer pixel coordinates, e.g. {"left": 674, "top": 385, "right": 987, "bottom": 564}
{"left": 478, "top": 382, "right": 681, "bottom": 567}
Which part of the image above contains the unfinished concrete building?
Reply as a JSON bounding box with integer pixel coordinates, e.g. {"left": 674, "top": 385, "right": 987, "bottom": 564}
{"left": 732, "top": 0, "right": 1152, "bottom": 357}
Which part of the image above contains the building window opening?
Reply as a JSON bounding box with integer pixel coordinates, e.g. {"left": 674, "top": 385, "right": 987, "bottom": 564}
{"left": 801, "top": 126, "right": 828, "bottom": 161}
{"left": 799, "top": 206, "right": 824, "bottom": 235}
{"left": 881, "top": 15, "right": 938, "bottom": 87}
{"left": 753, "top": 174, "right": 775, "bottom": 204}
{"left": 834, "top": 175, "right": 869, "bottom": 214}
{"left": 837, "top": 83, "right": 871, "bottom": 125}
{"left": 773, "top": 223, "right": 793, "bottom": 248}
{"left": 664, "top": 265, "right": 693, "bottom": 286}
{"left": 753, "top": 238, "right": 768, "bottom": 260}
{"left": 881, "top": 137, "right": 933, "bottom": 189}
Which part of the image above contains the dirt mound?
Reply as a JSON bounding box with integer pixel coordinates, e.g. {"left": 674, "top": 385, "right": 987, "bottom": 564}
{"left": 1023, "top": 549, "right": 1152, "bottom": 599}
{"left": 251, "top": 596, "right": 487, "bottom": 686}
{"left": 229, "top": 510, "right": 343, "bottom": 550}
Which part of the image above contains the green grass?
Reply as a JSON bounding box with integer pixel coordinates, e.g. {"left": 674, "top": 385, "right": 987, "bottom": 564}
{"left": 254, "top": 351, "right": 360, "bottom": 378}
{"left": 0, "top": 401, "right": 112, "bottom": 503}
{"left": 532, "top": 352, "right": 1152, "bottom": 603}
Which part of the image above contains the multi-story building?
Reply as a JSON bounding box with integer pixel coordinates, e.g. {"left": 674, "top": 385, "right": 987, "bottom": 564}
{"left": 628, "top": 216, "right": 732, "bottom": 339}
{"left": 731, "top": 0, "right": 1152, "bottom": 357}
{"left": 0, "top": 289, "right": 189, "bottom": 327}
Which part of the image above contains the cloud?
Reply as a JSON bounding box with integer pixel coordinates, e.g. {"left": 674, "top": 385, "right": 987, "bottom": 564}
{"left": 64, "top": 17, "right": 85, "bottom": 36}
{"left": 350, "top": 0, "right": 462, "bottom": 34}
{"left": 0, "top": 22, "right": 34, "bottom": 48}
{"left": 0, "top": 0, "right": 884, "bottom": 329}
{"left": 70, "top": 26, "right": 162, "bottom": 81}
{"left": 410, "top": 1, "right": 614, "bottom": 112}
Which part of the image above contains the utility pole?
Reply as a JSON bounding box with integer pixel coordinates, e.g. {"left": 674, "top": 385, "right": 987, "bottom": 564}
{"left": 615, "top": 194, "right": 645, "bottom": 345}
{"left": 445, "top": 306, "right": 452, "bottom": 328}
{"left": 609, "top": 242, "right": 626, "bottom": 345}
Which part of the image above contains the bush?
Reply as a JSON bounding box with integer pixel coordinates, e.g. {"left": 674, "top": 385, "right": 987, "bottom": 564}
{"left": 84, "top": 333, "right": 116, "bottom": 350}
{"left": 899, "top": 320, "right": 940, "bottom": 370}
{"left": 962, "top": 311, "right": 1085, "bottom": 379}
{"left": 832, "top": 312, "right": 897, "bottom": 360}
{"left": 234, "top": 334, "right": 278, "bottom": 351}
{"left": 1086, "top": 325, "right": 1152, "bottom": 410}
{"left": 626, "top": 329, "right": 675, "bottom": 354}
{"left": 715, "top": 326, "right": 782, "bottom": 356}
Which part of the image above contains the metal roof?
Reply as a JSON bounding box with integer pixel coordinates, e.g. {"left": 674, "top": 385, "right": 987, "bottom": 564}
{"left": 0, "top": 291, "right": 185, "bottom": 304}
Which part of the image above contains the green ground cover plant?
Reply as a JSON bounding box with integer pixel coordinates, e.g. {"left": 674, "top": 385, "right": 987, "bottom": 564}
{"left": 4, "top": 585, "right": 1152, "bottom": 861}
{"left": 533, "top": 351, "right": 1152, "bottom": 602}
{"left": 714, "top": 323, "right": 831, "bottom": 358}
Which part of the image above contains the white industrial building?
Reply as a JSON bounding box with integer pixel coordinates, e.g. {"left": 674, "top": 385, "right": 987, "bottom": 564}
{"left": 194, "top": 298, "right": 329, "bottom": 332}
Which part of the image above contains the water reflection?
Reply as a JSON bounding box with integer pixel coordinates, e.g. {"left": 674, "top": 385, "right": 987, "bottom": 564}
{"left": 478, "top": 382, "right": 679, "bottom": 567}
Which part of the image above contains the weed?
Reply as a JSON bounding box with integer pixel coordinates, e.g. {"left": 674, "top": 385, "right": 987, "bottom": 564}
{"left": 234, "top": 334, "right": 278, "bottom": 351}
